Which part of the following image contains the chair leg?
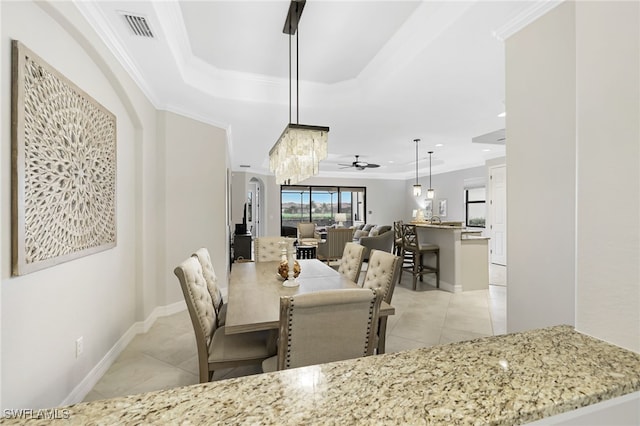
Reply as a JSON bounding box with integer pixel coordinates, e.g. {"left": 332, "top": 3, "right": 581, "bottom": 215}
{"left": 412, "top": 252, "right": 418, "bottom": 291}
{"left": 377, "top": 317, "right": 388, "bottom": 354}
{"left": 436, "top": 249, "right": 440, "bottom": 288}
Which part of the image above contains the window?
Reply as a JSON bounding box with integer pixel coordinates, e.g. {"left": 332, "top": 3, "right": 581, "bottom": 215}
{"left": 280, "top": 185, "right": 366, "bottom": 230}
{"left": 465, "top": 187, "right": 486, "bottom": 228}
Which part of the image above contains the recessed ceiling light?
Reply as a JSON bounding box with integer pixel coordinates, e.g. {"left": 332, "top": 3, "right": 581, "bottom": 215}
{"left": 483, "top": 149, "right": 491, "bottom": 152}
{"left": 435, "top": 143, "right": 443, "bottom": 147}
{"left": 498, "top": 112, "right": 506, "bottom": 118}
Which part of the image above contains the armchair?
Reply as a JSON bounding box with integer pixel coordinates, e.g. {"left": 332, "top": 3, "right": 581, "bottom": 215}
{"left": 317, "top": 228, "right": 354, "bottom": 262}
{"left": 297, "top": 222, "right": 321, "bottom": 246}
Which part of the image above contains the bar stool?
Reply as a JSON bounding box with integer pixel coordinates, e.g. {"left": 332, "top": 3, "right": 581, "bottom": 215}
{"left": 399, "top": 224, "right": 439, "bottom": 290}
{"left": 393, "top": 220, "right": 404, "bottom": 256}
{"left": 394, "top": 220, "right": 413, "bottom": 269}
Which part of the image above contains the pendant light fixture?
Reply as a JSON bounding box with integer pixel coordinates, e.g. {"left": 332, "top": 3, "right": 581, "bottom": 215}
{"left": 427, "top": 151, "right": 435, "bottom": 199}
{"left": 412, "top": 138, "right": 422, "bottom": 197}
{"left": 269, "top": 0, "right": 329, "bottom": 185}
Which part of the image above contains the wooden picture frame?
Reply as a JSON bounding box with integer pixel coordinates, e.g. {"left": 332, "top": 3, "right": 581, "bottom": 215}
{"left": 11, "top": 40, "right": 117, "bottom": 275}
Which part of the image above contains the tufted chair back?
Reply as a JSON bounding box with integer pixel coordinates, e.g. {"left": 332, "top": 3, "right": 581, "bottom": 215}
{"left": 192, "top": 248, "right": 223, "bottom": 312}
{"left": 362, "top": 249, "right": 402, "bottom": 304}
{"left": 274, "top": 288, "right": 382, "bottom": 371}
{"left": 255, "top": 237, "right": 287, "bottom": 262}
{"left": 338, "top": 242, "right": 366, "bottom": 283}
{"left": 174, "top": 257, "right": 218, "bottom": 355}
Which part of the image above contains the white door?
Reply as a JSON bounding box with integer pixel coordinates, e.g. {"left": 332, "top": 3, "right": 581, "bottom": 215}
{"left": 489, "top": 165, "right": 507, "bottom": 265}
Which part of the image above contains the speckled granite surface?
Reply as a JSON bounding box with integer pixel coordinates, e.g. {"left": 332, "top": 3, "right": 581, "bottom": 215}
{"left": 3, "top": 325, "right": 640, "bottom": 425}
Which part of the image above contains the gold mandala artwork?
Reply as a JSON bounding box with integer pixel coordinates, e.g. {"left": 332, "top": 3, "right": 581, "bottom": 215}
{"left": 12, "top": 41, "right": 117, "bottom": 275}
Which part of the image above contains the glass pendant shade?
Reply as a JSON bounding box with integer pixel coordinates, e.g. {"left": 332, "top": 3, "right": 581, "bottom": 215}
{"left": 427, "top": 188, "right": 435, "bottom": 199}
{"left": 269, "top": 124, "right": 329, "bottom": 185}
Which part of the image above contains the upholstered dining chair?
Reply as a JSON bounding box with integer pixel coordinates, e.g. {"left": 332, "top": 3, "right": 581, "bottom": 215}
{"left": 337, "top": 242, "right": 366, "bottom": 283}
{"left": 254, "top": 236, "right": 287, "bottom": 262}
{"left": 192, "top": 247, "right": 226, "bottom": 326}
{"left": 174, "top": 257, "right": 276, "bottom": 383}
{"left": 360, "top": 249, "right": 401, "bottom": 354}
{"left": 261, "top": 288, "right": 382, "bottom": 372}
{"left": 361, "top": 249, "right": 402, "bottom": 304}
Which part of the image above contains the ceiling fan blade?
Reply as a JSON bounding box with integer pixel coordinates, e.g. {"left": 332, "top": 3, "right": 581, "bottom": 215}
{"left": 365, "top": 163, "right": 380, "bottom": 168}
{"left": 337, "top": 163, "right": 353, "bottom": 167}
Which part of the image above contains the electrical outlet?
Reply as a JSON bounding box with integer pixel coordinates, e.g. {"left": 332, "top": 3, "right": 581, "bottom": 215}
{"left": 76, "top": 337, "right": 84, "bottom": 358}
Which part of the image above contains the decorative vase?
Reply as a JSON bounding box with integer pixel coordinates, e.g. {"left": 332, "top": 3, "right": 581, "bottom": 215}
{"left": 278, "top": 259, "right": 301, "bottom": 279}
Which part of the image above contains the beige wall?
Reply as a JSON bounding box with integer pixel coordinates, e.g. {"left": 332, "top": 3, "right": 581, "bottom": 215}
{"left": 506, "top": 1, "right": 577, "bottom": 332}
{"left": 1, "top": 1, "right": 142, "bottom": 409}
{"left": 160, "top": 111, "right": 229, "bottom": 303}
{"left": 0, "top": 1, "right": 230, "bottom": 410}
{"left": 506, "top": 1, "right": 639, "bottom": 351}
{"left": 574, "top": 1, "right": 639, "bottom": 351}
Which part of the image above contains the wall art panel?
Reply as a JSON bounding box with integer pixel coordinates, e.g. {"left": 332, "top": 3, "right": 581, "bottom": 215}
{"left": 11, "top": 40, "right": 117, "bottom": 276}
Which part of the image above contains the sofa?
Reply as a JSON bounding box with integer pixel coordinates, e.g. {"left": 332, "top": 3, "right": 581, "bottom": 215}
{"left": 353, "top": 224, "right": 391, "bottom": 242}
{"left": 352, "top": 224, "right": 394, "bottom": 260}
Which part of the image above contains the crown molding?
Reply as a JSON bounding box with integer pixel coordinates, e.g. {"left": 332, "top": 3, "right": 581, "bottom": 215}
{"left": 74, "top": 1, "right": 161, "bottom": 107}
{"left": 493, "top": 0, "right": 565, "bottom": 42}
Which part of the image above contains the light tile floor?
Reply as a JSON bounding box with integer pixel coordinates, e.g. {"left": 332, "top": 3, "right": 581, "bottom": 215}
{"left": 84, "top": 263, "right": 507, "bottom": 402}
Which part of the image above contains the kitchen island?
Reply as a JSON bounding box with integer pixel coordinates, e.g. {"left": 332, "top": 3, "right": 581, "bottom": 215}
{"left": 4, "top": 326, "right": 638, "bottom": 425}
{"left": 413, "top": 222, "right": 490, "bottom": 292}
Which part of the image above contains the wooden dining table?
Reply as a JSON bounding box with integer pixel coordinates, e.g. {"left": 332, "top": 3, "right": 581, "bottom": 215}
{"left": 226, "top": 259, "right": 395, "bottom": 353}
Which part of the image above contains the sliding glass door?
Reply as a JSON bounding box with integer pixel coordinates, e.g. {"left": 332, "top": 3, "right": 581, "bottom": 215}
{"left": 280, "top": 185, "right": 366, "bottom": 232}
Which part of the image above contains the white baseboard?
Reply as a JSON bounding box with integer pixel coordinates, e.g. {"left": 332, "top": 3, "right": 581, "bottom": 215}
{"left": 141, "top": 300, "right": 187, "bottom": 333}
{"left": 60, "top": 301, "right": 187, "bottom": 407}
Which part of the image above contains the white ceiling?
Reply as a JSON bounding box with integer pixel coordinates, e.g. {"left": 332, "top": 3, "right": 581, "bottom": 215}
{"left": 76, "top": 1, "right": 555, "bottom": 180}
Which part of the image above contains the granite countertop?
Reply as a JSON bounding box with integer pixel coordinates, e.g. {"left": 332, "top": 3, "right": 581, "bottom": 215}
{"left": 4, "top": 326, "right": 640, "bottom": 425}
{"left": 412, "top": 222, "right": 464, "bottom": 229}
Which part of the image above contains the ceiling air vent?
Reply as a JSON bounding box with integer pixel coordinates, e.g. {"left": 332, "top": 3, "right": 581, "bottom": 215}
{"left": 121, "top": 13, "right": 154, "bottom": 38}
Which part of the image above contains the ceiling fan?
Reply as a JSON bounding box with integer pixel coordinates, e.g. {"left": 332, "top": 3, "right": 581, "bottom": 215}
{"left": 338, "top": 155, "right": 380, "bottom": 171}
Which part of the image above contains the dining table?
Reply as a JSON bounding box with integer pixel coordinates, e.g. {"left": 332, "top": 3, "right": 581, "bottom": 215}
{"left": 226, "top": 258, "right": 395, "bottom": 353}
